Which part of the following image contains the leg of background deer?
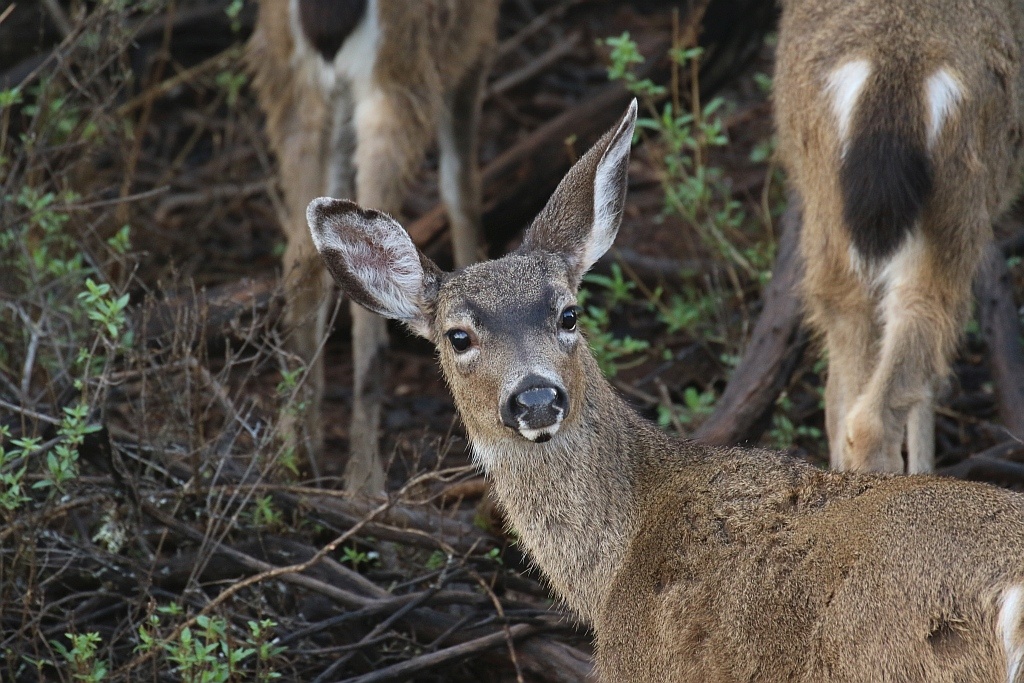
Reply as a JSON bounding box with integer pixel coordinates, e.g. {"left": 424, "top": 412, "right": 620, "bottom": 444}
{"left": 821, "top": 299, "right": 878, "bottom": 471}
{"left": 344, "top": 88, "right": 437, "bottom": 494}
{"left": 906, "top": 383, "right": 936, "bottom": 473}
{"left": 438, "top": 59, "right": 488, "bottom": 268}
{"left": 274, "top": 94, "right": 334, "bottom": 476}
{"left": 845, "top": 247, "right": 969, "bottom": 473}
{"left": 280, "top": 226, "right": 332, "bottom": 474}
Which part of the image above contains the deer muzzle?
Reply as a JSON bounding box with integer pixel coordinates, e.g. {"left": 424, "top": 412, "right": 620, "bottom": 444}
{"left": 501, "top": 378, "right": 568, "bottom": 442}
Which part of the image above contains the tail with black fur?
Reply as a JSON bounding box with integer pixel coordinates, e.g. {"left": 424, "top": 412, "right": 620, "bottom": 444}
{"left": 840, "top": 118, "right": 934, "bottom": 263}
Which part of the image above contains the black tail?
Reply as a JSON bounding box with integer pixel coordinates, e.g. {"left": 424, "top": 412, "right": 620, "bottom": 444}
{"left": 298, "top": 0, "right": 367, "bottom": 62}
{"left": 839, "top": 130, "right": 934, "bottom": 262}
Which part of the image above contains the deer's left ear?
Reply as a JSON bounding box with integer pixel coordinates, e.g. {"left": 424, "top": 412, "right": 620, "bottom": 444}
{"left": 522, "top": 99, "right": 636, "bottom": 285}
{"left": 307, "top": 198, "right": 441, "bottom": 338}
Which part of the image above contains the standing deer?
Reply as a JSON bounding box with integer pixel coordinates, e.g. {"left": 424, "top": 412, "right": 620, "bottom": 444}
{"left": 308, "top": 102, "right": 1024, "bottom": 682}
{"left": 774, "top": 0, "right": 1024, "bottom": 473}
{"left": 247, "top": 0, "right": 499, "bottom": 492}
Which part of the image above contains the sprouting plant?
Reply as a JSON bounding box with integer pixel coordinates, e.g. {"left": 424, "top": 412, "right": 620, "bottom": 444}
{"left": 425, "top": 550, "right": 449, "bottom": 571}
{"left": 341, "top": 545, "right": 379, "bottom": 571}
{"left": 246, "top": 620, "right": 286, "bottom": 682}
{"left": 603, "top": 32, "right": 777, "bottom": 284}
{"left": 0, "top": 426, "right": 32, "bottom": 513}
{"left": 51, "top": 632, "right": 108, "bottom": 682}
{"left": 250, "top": 495, "right": 283, "bottom": 529}
{"left": 137, "top": 606, "right": 260, "bottom": 683}
{"left": 585, "top": 264, "right": 637, "bottom": 307}
{"left": 216, "top": 70, "right": 248, "bottom": 109}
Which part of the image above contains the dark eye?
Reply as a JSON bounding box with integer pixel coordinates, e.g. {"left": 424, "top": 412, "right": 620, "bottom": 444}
{"left": 560, "top": 306, "right": 579, "bottom": 332}
{"left": 446, "top": 329, "right": 472, "bottom": 353}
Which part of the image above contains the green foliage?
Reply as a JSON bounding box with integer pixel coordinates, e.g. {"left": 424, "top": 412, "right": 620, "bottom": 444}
{"left": 51, "top": 632, "right": 108, "bottom": 682}
{"left": 425, "top": 550, "right": 448, "bottom": 571}
{"left": 657, "top": 386, "right": 716, "bottom": 432}
{"left": 576, "top": 288, "right": 651, "bottom": 377}
{"left": 603, "top": 32, "right": 777, "bottom": 284}
{"left": 1, "top": 175, "right": 133, "bottom": 503}
{"left": 137, "top": 605, "right": 286, "bottom": 683}
{"left": 340, "top": 545, "right": 379, "bottom": 571}
{"left": 768, "top": 392, "right": 824, "bottom": 450}
{"left": 250, "top": 495, "right": 284, "bottom": 529}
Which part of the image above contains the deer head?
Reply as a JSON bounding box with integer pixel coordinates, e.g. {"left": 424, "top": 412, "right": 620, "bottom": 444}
{"left": 306, "top": 100, "right": 636, "bottom": 466}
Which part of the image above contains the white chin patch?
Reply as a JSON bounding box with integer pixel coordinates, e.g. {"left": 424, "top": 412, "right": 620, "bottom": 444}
{"left": 518, "top": 423, "right": 562, "bottom": 443}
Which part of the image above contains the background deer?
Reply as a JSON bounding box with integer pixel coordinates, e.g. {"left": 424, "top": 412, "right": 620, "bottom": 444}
{"left": 308, "top": 102, "right": 1024, "bottom": 682}
{"left": 774, "top": 0, "right": 1024, "bottom": 473}
{"left": 247, "top": 0, "right": 499, "bottom": 492}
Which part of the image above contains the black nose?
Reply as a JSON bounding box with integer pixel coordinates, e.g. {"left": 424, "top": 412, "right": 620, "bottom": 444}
{"left": 501, "top": 378, "right": 568, "bottom": 433}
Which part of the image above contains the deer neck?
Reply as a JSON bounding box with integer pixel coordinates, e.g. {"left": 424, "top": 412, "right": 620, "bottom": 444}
{"left": 469, "top": 357, "right": 646, "bottom": 624}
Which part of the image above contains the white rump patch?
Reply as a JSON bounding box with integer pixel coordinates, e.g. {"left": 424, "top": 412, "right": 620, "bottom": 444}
{"left": 586, "top": 99, "right": 637, "bottom": 271}
{"left": 925, "top": 67, "right": 961, "bottom": 149}
{"left": 826, "top": 59, "right": 872, "bottom": 152}
{"left": 288, "top": 0, "right": 380, "bottom": 96}
{"left": 999, "top": 585, "right": 1024, "bottom": 683}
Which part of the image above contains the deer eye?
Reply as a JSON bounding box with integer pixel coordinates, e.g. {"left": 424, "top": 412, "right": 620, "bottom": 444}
{"left": 446, "top": 329, "right": 472, "bottom": 353}
{"left": 559, "top": 306, "right": 579, "bottom": 332}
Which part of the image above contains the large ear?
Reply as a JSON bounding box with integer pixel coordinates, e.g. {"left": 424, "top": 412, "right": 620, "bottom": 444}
{"left": 306, "top": 197, "right": 441, "bottom": 338}
{"left": 521, "top": 99, "right": 637, "bottom": 285}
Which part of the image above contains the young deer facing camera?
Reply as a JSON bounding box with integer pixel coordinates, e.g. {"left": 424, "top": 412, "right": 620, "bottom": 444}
{"left": 774, "top": 0, "right": 1024, "bottom": 473}
{"left": 308, "top": 102, "right": 1024, "bottom": 682}
{"left": 248, "top": 0, "right": 498, "bottom": 491}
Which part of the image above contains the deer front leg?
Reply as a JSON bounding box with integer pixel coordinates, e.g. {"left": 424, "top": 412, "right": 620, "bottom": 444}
{"left": 438, "top": 58, "right": 488, "bottom": 268}
{"left": 343, "top": 87, "right": 437, "bottom": 494}
{"left": 280, "top": 220, "right": 332, "bottom": 475}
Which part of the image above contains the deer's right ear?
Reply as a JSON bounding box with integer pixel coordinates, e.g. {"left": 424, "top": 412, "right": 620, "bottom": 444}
{"left": 307, "top": 198, "right": 441, "bottom": 338}
{"left": 522, "top": 99, "right": 637, "bottom": 286}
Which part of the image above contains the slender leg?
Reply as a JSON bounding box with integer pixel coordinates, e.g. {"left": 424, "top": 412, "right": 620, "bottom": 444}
{"left": 438, "top": 58, "right": 488, "bottom": 268}
{"left": 844, "top": 238, "right": 968, "bottom": 473}
{"left": 344, "top": 87, "right": 437, "bottom": 495}
{"left": 821, "top": 301, "right": 878, "bottom": 471}
{"left": 906, "top": 385, "right": 935, "bottom": 474}
{"left": 270, "top": 80, "right": 335, "bottom": 474}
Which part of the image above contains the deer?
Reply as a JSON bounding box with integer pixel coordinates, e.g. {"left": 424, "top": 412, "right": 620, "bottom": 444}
{"left": 247, "top": 0, "right": 499, "bottom": 492}
{"left": 773, "top": 0, "right": 1024, "bottom": 473}
{"left": 307, "top": 101, "right": 1024, "bottom": 682}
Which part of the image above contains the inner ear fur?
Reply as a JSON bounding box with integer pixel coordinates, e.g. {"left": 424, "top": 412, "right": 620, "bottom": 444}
{"left": 521, "top": 99, "right": 637, "bottom": 284}
{"left": 306, "top": 197, "right": 440, "bottom": 336}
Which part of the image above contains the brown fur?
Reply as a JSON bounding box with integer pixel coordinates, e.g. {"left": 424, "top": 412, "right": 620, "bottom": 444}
{"left": 774, "top": 0, "right": 1024, "bottom": 472}
{"left": 247, "top": 0, "right": 498, "bottom": 490}
{"left": 307, "top": 104, "right": 1024, "bottom": 681}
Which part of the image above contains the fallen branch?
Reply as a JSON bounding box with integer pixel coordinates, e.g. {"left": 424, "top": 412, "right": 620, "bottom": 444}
{"left": 695, "top": 199, "right": 807, "bottom": 446}
{"left": 973, "top": 241, "right": 1024, "bottom": 441}
{"left": 341, "top": 623, "right": 540, "bottom": 683}
{"left": 938, "top": 440, "right": 1024, "bottom": 483}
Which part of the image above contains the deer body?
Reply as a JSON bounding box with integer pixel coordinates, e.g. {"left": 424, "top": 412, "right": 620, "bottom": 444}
{"left": 774, "top": 0, "right": 1024, "bottom": 472}
{"left": 307, "top": 103, "right": 1024, "bottom": 681}
{"left": 248, "top": 0, "right": 498, "bottom": 490}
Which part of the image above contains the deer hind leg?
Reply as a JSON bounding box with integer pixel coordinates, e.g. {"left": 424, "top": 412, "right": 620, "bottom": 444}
{"left": 280, "top": 223, "right": 333, "bottom": 472}
{"left": 438, "top": 58, "right": 488, "bottom": 268}
{"left": 273, "top": 90, "right": 337, "bottom": 475}
{"left": 820, "top": 289, "right": 878, "bottom": 471}
{"left": 844, "top": 233, "right": 966, "bottom": 473}
{"left": 343, "top": 87, "right": 437, "bottom": 494}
